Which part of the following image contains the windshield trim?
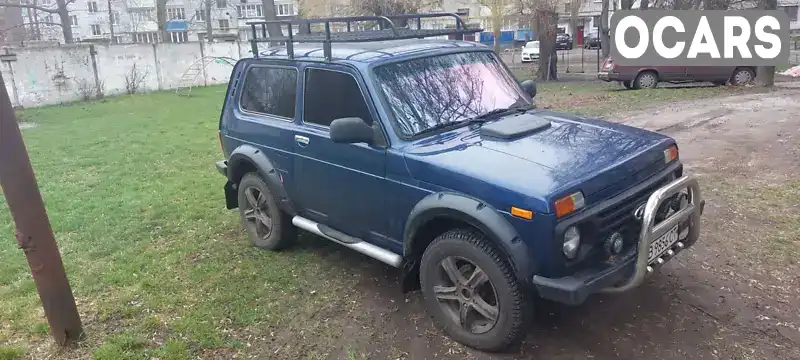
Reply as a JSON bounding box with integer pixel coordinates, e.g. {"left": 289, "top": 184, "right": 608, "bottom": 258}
{"left": 369, "top": 48, "right": 532, "bottom": 142}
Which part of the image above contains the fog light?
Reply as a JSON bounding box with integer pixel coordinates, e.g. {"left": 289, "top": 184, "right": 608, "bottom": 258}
{"left": 604, "top": 232, "right": 624, "bottom": 255}
{"left": 563, "top": 226, "right": 581, "bottom": 259}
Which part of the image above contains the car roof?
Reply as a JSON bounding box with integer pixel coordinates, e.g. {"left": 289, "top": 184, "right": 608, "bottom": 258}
{"left": 255, "top": 38, "right": 488, "bottom": 64}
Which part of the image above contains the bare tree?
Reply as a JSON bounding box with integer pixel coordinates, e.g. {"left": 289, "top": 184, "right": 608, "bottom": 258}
{"left": 261, "top": 0, "right": 281, "bottom": 43}
{"left": 599, "top": 0, "right": 610, "bottom": 57}
{"left": 0, "top": 0, "right": 75, "bottom": 43}
{"left": 517, "top": 0, "right": 558, "bottom": 80}
{"left": 156, "top": 0, "right": 167, "bottom": 42}
{"left": 476, "top": 0, "right": 507, "bottom": 53}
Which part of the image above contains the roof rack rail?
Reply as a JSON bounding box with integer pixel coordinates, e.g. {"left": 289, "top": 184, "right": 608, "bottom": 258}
{"left": 246, "top": 12, "right": 482, "bottom": 60}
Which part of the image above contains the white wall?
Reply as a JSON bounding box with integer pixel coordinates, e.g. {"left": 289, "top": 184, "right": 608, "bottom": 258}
{"left": 0, "top": 41, "right": 247, "bottom": 108}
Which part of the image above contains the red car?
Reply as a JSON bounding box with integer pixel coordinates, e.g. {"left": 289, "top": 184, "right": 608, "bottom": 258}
{"left": 597, "top": 57, "right": 756, "bottom": 89}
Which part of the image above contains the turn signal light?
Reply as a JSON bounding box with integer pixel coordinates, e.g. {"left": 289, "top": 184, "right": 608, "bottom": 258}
{"left": 664, "top": 145, "right": 678, "bottom": 163}
{"left": 555, "top": 192, "right": 585, "bottom": 218}
{"left": 511, "top": 206, "right": 533, "bottom": 220}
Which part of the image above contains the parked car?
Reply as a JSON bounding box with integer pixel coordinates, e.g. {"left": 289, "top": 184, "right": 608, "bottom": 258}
{"left": 216, "top": 14, "right": 705, "bottom": 353}
{"left": 584, "top": 34, "right": 601, "bottom": 50}
{"left": 556, "top": 33, "right": 573, "bottom": 50}
{"left": 521, "top": 40, "right": 540, "bottom": 62}
{"left": 598, "top": 57, "right": 756, "bottom": 89}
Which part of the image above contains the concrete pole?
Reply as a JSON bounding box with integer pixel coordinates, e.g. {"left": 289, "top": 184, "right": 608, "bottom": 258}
{"left": 0, "top": 73, "right": 83, "bottom": 346}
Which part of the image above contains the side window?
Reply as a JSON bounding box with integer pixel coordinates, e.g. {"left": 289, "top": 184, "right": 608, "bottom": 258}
{"left": 240, "top": 66, "right": 297, "bottom": 119}
{"left": 303, "top": 68, "right": 373, "bottom": 127}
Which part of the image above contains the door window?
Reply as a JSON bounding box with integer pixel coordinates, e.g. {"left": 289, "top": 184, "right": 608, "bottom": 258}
{"left": 239, "top": 66, "right": 297, "bottom": 119}
{"left": 302, "top": 68, "right": 373, "bottom": 127}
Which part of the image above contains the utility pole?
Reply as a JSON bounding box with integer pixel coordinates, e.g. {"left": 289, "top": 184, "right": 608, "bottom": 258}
{"left": 0, "top": 74, "right": 83, "bottom": 345}
{"left": 107, "top": 0, "right": 115, "bottom": 42}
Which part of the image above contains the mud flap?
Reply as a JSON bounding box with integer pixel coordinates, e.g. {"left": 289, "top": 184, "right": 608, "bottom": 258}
{"left": 224, "top": 181, "right": 238, "bottom": 209}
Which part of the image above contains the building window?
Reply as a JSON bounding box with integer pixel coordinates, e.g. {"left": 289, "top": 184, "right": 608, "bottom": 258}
{"left": 169, "top": 31, "right": 188, "bottom": 43}
{"left": 70, "top": 15, "right": 78, "bottom": 26}
{"left": 40, "top": 0, "right": 52, "bottom": 5}
{"left": 219, "top": 19, "right": 230, "bottom": 31}
{"left": 195, "top": 10, "right": 206, "bottom": 21}
{"left": 784, "top": 6, "right": 798, "bottom": 21}
{"left": 87, "top": 1, "right": 98, "bottom": 12}
{"left": 134, "top": 32, "right": 159, "bottom": 43}
{"left": 236, "top": 4, "right": 262, "bottom": 18}
{"left": 592, "top": 15, "right": 600, "bottom": 28}
{"left": 216, "top": 0, "right": 226, "bottom": 8}
{"left": 277, "top": 3, "right": 294, "bottom": 16}
{"left": 110, "top": 11, "right": 120, "bottom": 25}
{"left": 167, "top": 8, "right": 185, "bottom": 20}
{"left": 131, "top": 9, "right": 152, "bottom": 22}
{"left": 90, "top": 24, "right": 102, "bottom": 35}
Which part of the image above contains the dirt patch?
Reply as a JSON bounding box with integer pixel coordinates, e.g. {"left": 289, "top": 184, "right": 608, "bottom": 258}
{"left": 284, "top": 88, "right": 800, "bottom": 360}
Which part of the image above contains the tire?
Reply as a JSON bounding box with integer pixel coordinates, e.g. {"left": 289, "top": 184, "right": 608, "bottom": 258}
{"left": 237, "top": 172, "right": 296, "bottom": 250}
{"left": 730, "top": 67, "right": 755, "bottom": 86}
{"left": 622, "top": 80, "right": 633, "bottom": 89}
{"left": 419, "top": 229, "right": 527, "bottom": 352}
{"left": 633, "top": 71, "right": 659, "bottom": 89}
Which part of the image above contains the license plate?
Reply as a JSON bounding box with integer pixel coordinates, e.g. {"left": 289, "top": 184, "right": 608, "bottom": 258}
{"left": 648, "top": 225, "right": 679, "bottom": 263}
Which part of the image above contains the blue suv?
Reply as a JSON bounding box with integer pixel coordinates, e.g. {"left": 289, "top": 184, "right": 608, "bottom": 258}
{"left": 215, "top": 14, "right": 705, "bottom": 351}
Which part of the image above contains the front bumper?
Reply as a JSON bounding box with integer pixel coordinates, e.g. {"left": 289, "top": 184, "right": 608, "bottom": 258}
{"left": 521, "top": 54, "right": 539, "bottom": 62}
{"left": 532, "top": 175, "right": 704, "bottom": 305}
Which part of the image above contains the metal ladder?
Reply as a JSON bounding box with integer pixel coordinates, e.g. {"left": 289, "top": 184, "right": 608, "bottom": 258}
{"left": 175, "top": 56, "right": 236, "bottom": 97}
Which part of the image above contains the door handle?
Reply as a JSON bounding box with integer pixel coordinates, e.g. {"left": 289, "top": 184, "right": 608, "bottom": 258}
{"left": 295, "top": 135, "right": 310, "bottom": 146}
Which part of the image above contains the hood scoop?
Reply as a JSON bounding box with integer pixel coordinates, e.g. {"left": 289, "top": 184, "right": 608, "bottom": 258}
{"left": 479, "top": 112, "right": 552, "bottom": 140}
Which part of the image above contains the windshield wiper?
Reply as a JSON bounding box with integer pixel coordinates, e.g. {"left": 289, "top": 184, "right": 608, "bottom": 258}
{"left": 466, "top": 104, "right": 531, "bottom": 125}
{"left": 413, "top": 121, "right": 464, "bottom": 137}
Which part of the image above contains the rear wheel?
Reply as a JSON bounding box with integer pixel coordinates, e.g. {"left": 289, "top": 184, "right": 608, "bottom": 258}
{"left": 730, "top": 67, "right": 755, "bottom": 86}
{"left": 633, "top": 71, "right": 659, "bottom": 89}
{"left": 238, "top": 173, "right": 296, "bottom": 250}
{"left": 420, "top": 229, "right": 527, "bottom": 352}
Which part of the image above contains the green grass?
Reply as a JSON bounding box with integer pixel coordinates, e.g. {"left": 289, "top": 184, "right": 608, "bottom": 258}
{"left": 0, "top": 82, "right": 774, "bottom": 358}
{"left": 0, "top": 86, "right": 362, "bottom": 359}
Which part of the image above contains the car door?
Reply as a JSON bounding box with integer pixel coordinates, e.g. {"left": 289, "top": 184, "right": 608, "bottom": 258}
{"left": 686, "top": 66, "right": 735, "bottom": 83}
{"left": 652, "top": 65, "right": 688, "bottom": 81}
{"left": 226, "top": 62, "right": 300, "bottom": 200}
{"left": 292, "top": 65, "right": 389, "bottom": 242}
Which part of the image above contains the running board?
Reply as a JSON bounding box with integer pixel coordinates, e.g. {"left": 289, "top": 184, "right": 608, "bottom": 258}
{"left": 292, "top": 216, "right": 403, "bottom": 268}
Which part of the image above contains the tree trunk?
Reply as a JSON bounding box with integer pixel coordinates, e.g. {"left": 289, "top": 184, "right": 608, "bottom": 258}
{"left": 156, "top": 0, "right": 168, "bottom": 42}
{"left": 641, "top": 0, "right": 650, "bottom": 9}
{"left": 756, "top": 0, "right": 777, "bottom": 86}
{"left": 599, "top": 0, "right": 610, "bottom": 58}
{"left": 56, "top": 0, "right": 73, "bottom": 43}
{"left": 621, "top": 0, "right": 633, "bottom": 9}
{"left": 692, "top": 0, "right": 703, "bottom": 9}
{"left": 107, "top": 0, "right": 114, "bottom": 42}
{"left": 261, "top": 0, "right": 283, "bottom": 46}
{"left": 536, "top": 8, "right": 558, "bottom": 81}
{"left": 493, "top": 16, "right": 502, "bottom": 54}
{"left": 205, "top": 0, "right": 213, "bottom": 42}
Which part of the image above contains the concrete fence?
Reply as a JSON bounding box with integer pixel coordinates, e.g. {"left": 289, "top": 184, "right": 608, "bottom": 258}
{"left": 0, "top": 41, "right": 256, "bottom": 108}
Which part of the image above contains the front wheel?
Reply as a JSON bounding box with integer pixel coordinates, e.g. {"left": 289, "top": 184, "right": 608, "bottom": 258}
{"left": 420, "top": 229, "right": 527, "bottom": 352}
{"left": 730, "top": 67, "right": 755, "bottom": 86}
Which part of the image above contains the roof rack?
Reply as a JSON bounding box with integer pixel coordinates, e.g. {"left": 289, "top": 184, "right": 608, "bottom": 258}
{"left": 247, "top": 13, "right": 482, "bottom": 60}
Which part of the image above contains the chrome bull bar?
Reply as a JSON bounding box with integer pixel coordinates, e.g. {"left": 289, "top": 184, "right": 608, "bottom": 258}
{"left": 601, "top": 175, "right": 702, "bottom": 293}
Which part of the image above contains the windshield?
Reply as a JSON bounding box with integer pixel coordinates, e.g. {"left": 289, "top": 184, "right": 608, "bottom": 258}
{"left": 526, "top": 41, "right": 539, "bottom": 48}
{"left": 374, "top": 52, "right": 528, "bottom": 137}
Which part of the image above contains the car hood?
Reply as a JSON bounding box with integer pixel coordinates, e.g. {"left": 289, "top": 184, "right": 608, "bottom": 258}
{"left": 522, "top": 48, "right": 539, "bottom": 53}
{"left": 402, "top": 110, "right": 674, "bottom": 213}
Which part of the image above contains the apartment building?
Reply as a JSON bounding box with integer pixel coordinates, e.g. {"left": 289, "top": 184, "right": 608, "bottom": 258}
{"left": 21, "top": 0, "right": 298, "bottom": 44}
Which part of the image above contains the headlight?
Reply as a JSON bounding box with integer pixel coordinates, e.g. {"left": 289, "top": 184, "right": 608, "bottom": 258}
{"left": 555, "top": 191, "right": 585, "bottom": 218}
{"left": 562, "top": 226, "right": 581, "bottom": 259}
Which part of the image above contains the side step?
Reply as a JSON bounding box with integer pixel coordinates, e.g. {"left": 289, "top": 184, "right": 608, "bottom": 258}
{"left": 292, "top": 216, "right": 403, "bottom": 268}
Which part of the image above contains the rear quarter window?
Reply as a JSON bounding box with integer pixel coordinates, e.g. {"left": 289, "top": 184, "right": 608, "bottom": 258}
{"left": 239, "top": 66, "right": 297, "bottom": 119}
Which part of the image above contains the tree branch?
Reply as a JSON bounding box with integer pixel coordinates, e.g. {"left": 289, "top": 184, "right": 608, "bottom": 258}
{"left": 0, "top": 21, "right": 62, "bottom": 34}
{"left": 0, "top": 1, "right": 58, "bottom": 13}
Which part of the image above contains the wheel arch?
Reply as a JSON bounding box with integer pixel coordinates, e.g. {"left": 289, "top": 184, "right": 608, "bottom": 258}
{"left": 401, "top": 192, "right": 533, "bottom": 292}
{"left": 227, "top": 144, "right": 296, "bottom": 215}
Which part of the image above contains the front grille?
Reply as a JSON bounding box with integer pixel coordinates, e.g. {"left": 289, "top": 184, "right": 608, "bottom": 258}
{"left": 594, "top": 172, "right": 673, "bottom": 235}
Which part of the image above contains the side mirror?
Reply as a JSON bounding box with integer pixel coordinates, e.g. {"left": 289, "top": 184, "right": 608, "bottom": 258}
{"left": 520, "top": 79, "right": 537, "bottom": 98}
{"left": 330, "top": 117, "right": 374, "bottom": 144}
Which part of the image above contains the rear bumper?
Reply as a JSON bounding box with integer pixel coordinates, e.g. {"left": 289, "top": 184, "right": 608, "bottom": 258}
{"left": 532, "top": 175, "right": 705, "bottom": 305}
{"left": 597, "top": 71, "right": 621, "bottom": 82}
{"left": 216, "top": 160, "right": 228, "bottom": 177}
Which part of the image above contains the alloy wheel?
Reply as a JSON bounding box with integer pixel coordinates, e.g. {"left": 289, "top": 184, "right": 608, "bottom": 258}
{"left": 433, "top": 256, "right": 500, "bottom": 334}
{"left": 242, "top": 186, "right": 273, "bottom": 240}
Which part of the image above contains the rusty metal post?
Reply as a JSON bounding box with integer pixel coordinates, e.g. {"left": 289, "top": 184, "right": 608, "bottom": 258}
{"left": 0, "top": 74, "right": 83, "bottom": 345}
